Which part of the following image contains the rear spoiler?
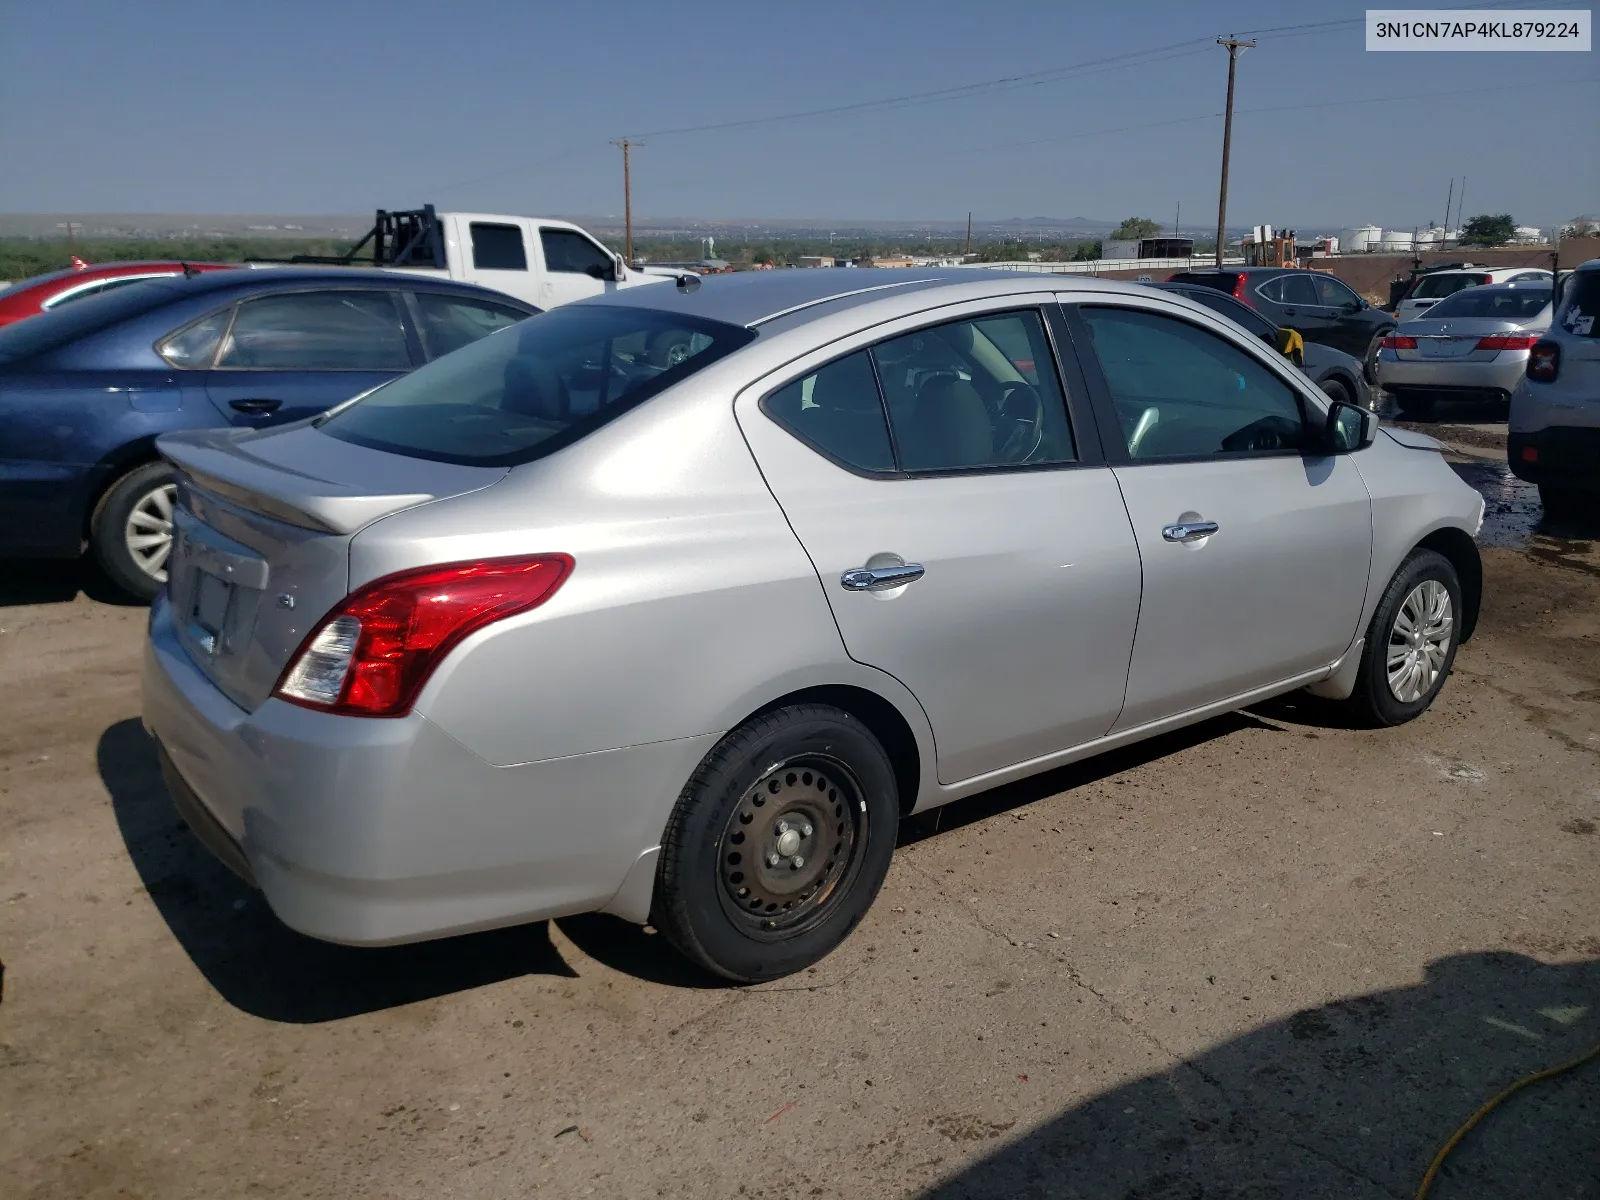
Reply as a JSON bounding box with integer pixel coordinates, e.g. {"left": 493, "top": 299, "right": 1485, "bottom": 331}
{"left": 248, "top": 205, "right": 448, "bottom": 270}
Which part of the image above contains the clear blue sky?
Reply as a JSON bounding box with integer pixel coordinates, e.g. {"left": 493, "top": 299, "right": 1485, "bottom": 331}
{"left": 1, "top": 0, "right": 1595, "bottom": 230}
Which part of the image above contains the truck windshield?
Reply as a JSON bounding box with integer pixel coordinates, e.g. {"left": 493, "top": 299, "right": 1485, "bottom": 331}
{"left": 318, "top": 304, "right": 755, "bottom": 466}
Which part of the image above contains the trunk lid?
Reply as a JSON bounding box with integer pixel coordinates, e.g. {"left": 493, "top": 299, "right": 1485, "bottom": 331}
{"left": 1394, "top": 316, "right": 1546, "bottom": 363}
{"left": 159, "top": 423, "right": 506, "bottom": 711}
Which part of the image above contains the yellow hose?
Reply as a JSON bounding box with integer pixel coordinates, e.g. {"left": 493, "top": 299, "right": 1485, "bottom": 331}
{"left": 1415, "top": 1038, "right": 1600, "bottom": 1198}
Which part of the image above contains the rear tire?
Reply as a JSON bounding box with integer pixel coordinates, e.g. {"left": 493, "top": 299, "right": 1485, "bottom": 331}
{"left": 653, "top": 704, "right": 899, "bottom": 982}
{"left": 91, "top": 462, "right": 177, "bottom": 602}
{"left": 1345, "top": 549, "right": 1462, "bottom": 727}
{"left": 1363, "top": 331, "right": 1387, "bottom": 384}
{"left": 1539, "top": 485, "right": 1589, "bottom": 521}
{"left": 1319, "top": 378, "right": 1355, "bottom": 409}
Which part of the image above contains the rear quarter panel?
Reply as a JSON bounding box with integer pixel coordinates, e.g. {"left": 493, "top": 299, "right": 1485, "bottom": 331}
{"left": 347, "top": 363, "right": 923, "bottom": 769}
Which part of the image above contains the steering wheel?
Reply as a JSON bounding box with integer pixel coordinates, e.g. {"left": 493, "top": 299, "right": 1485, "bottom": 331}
{"left": 995, "top": 380, "right": 1045, "bottom": 462}
{"left": 1221, "top": 415, "right": 1300, "bottom": 453}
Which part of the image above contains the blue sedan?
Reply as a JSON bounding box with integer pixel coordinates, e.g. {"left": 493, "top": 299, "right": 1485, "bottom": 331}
{"left": 0, "top": 268, "right": 537, "bottom": 598}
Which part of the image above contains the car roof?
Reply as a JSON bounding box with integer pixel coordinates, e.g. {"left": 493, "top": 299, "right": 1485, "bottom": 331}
{"left": 576, "top": 268, "right": 1173, "bottom": 330}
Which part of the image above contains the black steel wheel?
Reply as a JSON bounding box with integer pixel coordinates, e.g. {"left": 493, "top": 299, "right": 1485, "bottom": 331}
{"left": 653, "top": 704, "right": 899, "bottom": 982}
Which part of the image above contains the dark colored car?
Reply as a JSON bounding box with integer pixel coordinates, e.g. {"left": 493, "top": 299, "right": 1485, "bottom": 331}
{"left": 0, "top": 268, "right": 537, "bottom": 598}
{"left": 1155, "top": 282, "right": 1372, "bottom": 411}
{"left": 1166, "top": 268, "right": 1396, "bottom": 369}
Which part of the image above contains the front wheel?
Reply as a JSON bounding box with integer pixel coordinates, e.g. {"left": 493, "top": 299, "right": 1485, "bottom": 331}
{"left": 1345, "top": 549, "right": 1462, "bottom": 727}
{"left": 90, "top": 462, "right": 177, "bottom": 602}
{"left": 653, "top": 704, "right": 899, "bottom": 982}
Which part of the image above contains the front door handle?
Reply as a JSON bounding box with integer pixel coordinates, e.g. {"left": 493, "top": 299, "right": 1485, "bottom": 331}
{"left": 229, "top": 398, "right": 282, "bottom": 416}
{"left": 1281, "top": 307, "right": 1298, "bottom": 317}
{"left": 841, "top": 563, "right": 926, "bottom": 592}
{"left": 1162, "top": 521, "right": 1219, "bottom": 543}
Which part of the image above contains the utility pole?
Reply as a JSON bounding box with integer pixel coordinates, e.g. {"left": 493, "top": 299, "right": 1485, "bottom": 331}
{"left": 1174, "top": 201, "right": 1180, "bottom": 237}
{"left": 1453, "top": 176, "right": 1466, "bottom": 247}
{"left": 1213, "top": 37, "right": 1254, "bottom": 268}
{"left": 1441, "top": 178, "right": 1454, "bottom": 247}
{"left": 965, "top": 211, "right": 972, "bottom": 257}
{"left": 610, "top": 139, "right": 641, "bottom": 265}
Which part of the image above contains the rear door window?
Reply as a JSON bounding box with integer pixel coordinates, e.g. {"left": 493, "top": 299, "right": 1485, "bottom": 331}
{"left": 470, "top": 223, "right": 528, "bottom": 272}
{"left": 413, "top": 292, "right": 529, "bottom": 359}
{"left": 1279, "top": 275, "right": 1318, "bottom": 306}
{"left": 216, "top": 290, "right": 412, "bottom": 370}
{"left": 763, "top": 352, "right": 894, "bottom": 472}
{"left": 319, "top": 304, "right": 754, "bottom": 465}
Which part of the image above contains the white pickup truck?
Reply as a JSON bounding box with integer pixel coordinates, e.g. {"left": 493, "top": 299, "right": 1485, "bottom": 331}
{"left": 277, "top": 205, "right": 671, "bottom": 310}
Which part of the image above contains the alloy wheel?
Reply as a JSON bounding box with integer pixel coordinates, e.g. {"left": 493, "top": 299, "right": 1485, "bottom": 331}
{"left": 1387, "top": 579, "right": 1453, "bottom": 702}
{"left": 124, "top": 483, "right": 177, "bottom": 582}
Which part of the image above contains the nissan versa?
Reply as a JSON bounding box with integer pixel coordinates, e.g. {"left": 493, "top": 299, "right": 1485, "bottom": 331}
{"left": 142, "top": 270, "right": 1486, "bottom": 982}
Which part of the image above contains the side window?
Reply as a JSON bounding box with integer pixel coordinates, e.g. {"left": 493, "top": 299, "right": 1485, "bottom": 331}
{"left": 157, "top": 308, "right": 234, "bottom": 368}
{"left": 540, "top": 229, "right": 614, "bottom": 276}
{"left": 1313, "top": 275, "right": 1359, "bottom": 308}
{"left": 470, "top": 223, "right": 528, "bottom": 271}
{"left": 413, "top": 293, "right": 527, "bottom": 359}
{"left": 44, "top": 277, "right": 156, "bottom": 309}
{"left": 873, "top": 310, "right": 1075, "bottom": 470}
{"left": 1079, "top": 306, "right": 1305, "bottom": 461}
{"left": 1254, "top": 278, "right": 1284, "bottom": 303}
{"left": 1511, "top": 271, "right": 1548, "bottom": 283}
{"left": 1280, "top": 274, "right": 1319, "bottom": 306}
{"left": 216, "top": 291, "right": 411, "bottom": 370}
{"left": 763, "top": 351, "right": 894, "bottom": 472}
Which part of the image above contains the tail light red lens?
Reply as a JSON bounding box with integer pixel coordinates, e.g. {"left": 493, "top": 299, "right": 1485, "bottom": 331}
{"left": 1230, "top": 274, "right": 1249, "bottom": 302}
{"left": 1526, "top": 341, "right": 1561, "bottom": 382}
{"left": 1474, "top": 334, "right": 1539, "bottom": 351}
{"left": 1381, "top": 335, "right": 1417, "bottom": 350}
{"left": 274, "top": 554, "right": 574, "bottom": 717}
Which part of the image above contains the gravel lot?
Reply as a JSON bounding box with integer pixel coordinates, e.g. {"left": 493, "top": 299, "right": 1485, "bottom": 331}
{"left": 2, "top": 459, "right": 1597, "bottom": 1199}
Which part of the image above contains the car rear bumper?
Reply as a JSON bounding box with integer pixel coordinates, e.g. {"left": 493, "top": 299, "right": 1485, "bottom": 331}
{"left": 1507, "top": 427, "right": 1600, "bottom": 490}
{"left": 1374, "top": 352, "right": 1528, "bottom": 397}
{"left": 141, "top": 594, "right": 716, "bottom": 945}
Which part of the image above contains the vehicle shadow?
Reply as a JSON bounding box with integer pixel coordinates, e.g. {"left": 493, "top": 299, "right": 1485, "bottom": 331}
{"left": 0, "top": 558, "right": 142, "bottom": 608}
{"left": 99, "top": 718, "right": 577, "bottom": 1024}
{"left": 923, "top": 950, "right": 1600, "bottom": 1199}
{"left": 897, "top": 711, "right": 1285, "bottom": 847}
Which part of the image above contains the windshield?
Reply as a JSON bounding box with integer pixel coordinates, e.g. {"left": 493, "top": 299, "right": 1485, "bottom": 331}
{"left": 0, "top": 279, "right": 181, "bottom": 365}
{"left": 318, "top": 303, "right": 756, "bottom": 466}
{"left": 1424, "top": 287, "right": 1551, "bottom": 321}
{"left": 1411, "top": 273, "right": 1489, "bottom": 300}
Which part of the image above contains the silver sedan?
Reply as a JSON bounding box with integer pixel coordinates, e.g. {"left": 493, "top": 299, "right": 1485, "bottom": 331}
{"left": 1376, "top": 281, "right": 1553, "bottom": 416}
{"left": 142, "top": 270, "right": 1485, "bottom": 981}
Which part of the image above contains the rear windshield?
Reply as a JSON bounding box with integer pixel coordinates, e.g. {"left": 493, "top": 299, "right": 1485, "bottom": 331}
{"left": 1424, "top": 287, "right": 1551, "bottom": 320}
{"left": 1166, "top": 272, "right": 1241, "bottom": 293}
{"left": 1411, "top": 273, "right": 1489, "bottom": 299}
{"left": 318, "top": 303, "right": 756, "bottom": 466}
{"left": 0, "top": 279, "right": 180, "bottom": 365}
{"left": 1557, "top": 270, "right": 1600, "bottom": 338}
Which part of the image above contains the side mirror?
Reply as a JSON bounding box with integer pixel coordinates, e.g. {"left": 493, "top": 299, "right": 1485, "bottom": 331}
{"left": 1326, "top": 398, "right": 1377, "bottom": 453}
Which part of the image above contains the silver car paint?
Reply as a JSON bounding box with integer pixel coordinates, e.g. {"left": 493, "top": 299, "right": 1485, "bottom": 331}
{"left": 144, "top": 272, "right": 1484, "bottom": 948}
{"left": 1376, "top": 309, "right": 1550, "bottom": 395}
{"left": 732, "top": 292, "right": 1142, "bottom": 783}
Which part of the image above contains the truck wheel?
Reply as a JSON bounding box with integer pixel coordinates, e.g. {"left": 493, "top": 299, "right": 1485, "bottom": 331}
{"left": 1345, "top": 549, "right": 1462, "bottom": 727}
{"left": 653, "top": 704, "right": 899, "bottom": 982}
{"left": 91, "top": 462, "right": 177, "bottom": 602}
{"left": 1539, "top": 485, "right": 1588, "bottom": 521}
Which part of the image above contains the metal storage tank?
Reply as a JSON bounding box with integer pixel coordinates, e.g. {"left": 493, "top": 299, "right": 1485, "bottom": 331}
{"left": 1380, "top": 229, "right": 1414, "bottom": 252}
{"left": 1338, "top": 224, "right": 1383, "bottom": 252}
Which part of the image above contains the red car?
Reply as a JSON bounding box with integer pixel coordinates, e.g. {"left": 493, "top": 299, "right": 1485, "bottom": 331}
{"left": 0, "top": 260, "right": 235, "bottom": 327}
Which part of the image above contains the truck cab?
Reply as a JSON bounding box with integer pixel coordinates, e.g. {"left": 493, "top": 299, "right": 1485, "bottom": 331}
{"left": 277, "top": 206, "right": 671, "bottom": 310}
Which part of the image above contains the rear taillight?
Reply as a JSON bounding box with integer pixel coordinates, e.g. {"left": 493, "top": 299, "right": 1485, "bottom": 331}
{"left": 1474, "top": 334, "right": 1539, "bottom": 351}
{"left": 274, "top": 554, "right": 574, "bottom": 717}
{"left": 1231, "top": 274, "right": 1249, "bottom": 302}
{"left": 1526, "top": 340, "right": 1561, "bottom": 382}
{"left": 1382, "top": 335, "right": 1417, "bottom": 350}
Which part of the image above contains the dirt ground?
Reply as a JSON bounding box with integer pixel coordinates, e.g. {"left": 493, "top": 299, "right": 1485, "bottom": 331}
{"left": 2, "top": 461, "right": 1597, "bottom": 1199}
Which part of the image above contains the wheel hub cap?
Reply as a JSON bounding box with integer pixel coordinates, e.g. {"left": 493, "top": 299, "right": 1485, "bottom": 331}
{"left": 718, "top": 758, "right": 863, "bottom": 934}
{"left": 1387, "top": 580, "right": 1453, "bottom": 703}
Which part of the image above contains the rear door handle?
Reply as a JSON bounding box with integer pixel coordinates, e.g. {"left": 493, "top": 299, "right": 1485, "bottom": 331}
{"left": 1281, "top": 307, "right": 1298, "bottom": 316}
{"left": 1162, "top": 521, "right": 1219, "bottom": 543}
{"left": 841, "top": 563, "right": 926, "bottom": 591}
{"left": 229, "top": 398, "right": 282, "bottom": 416}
